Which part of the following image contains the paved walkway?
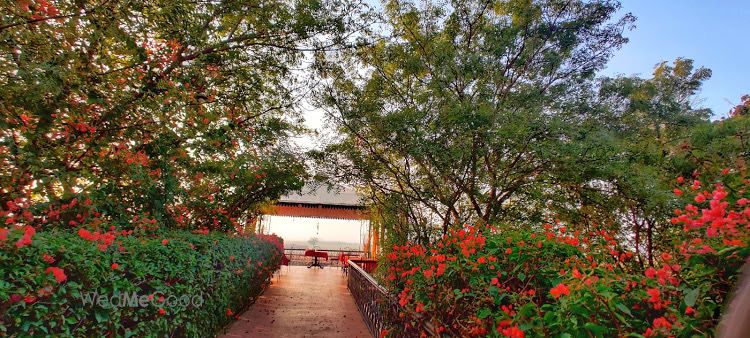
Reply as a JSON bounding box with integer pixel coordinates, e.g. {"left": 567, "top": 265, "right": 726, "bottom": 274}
{"left": 220, "top": 266, "right": 371, "bottom": 338}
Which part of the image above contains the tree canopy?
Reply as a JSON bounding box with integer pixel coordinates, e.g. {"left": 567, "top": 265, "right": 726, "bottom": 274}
{"left": 1, "top": 0, "right": 362, "bottom": 232}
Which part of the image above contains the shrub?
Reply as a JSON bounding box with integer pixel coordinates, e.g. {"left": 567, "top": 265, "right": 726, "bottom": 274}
{"left": 0, "top": 230, "right": 282, "bottom": 337}
{"left": 383, "top": 170, "right": 749, "bottom": 337}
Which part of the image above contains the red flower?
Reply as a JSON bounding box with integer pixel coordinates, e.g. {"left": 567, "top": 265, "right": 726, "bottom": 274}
{"left": 226, "top": 308, "right": 234, "bottom": 316}
{"left": 24, "top": 295, "right": 37, "bottom": 304}
{"left": 9, "top": 294, "right": 22, "bottom": 303}
{"left": 379, "top": 329, "right": 389, "bottom": 338}
{"left": 501, "top": 325, "right": 524, "bottom": 338}
{"left": 436, "top": 263, "right": 446, "bottom": 276}
{"left": 42, "top": 254, "right": 55, "bottom": 264}
{"left": 673, "top": 188, "right": 683, "bottom": 196}
{"left": 45, "top": 267, "right": 67, "bottom": 283}
{"left": 111, "top": 263, "right": 119, "bottom": 270}
{"left": 505, "top": 248, "right": 513, "bottom": 255}
{"left": 645, "top": 267, "right": 656, "bottom": 278}
{"left": 694, "top": 194, "right": 706, "bottom": 203}
{"left": 550, "top": 283, "right": 570, "bottom": 299}
{"left": 646, "top": 288, "right": 660, "bottom": 303}
{"left": 161, "top": 239, "right": 168, "bottom": 245}
{"left": 685, "top": 306, "right": 695, "bottom": 315}
{"left": 0, "top": 228, "right": 8, "bottom": 243}
{"left": 572, "top": 268, "right": 582, "bottom": 279}
{"left": 677, "top": 176, "right": 685, "bottom": 183}
{"left": 652, "top": 316, "right": 672, "bottom": 330}
{"left": 15, "top": 226, "right": 35, "bottom": 248}
{"left": 158, "top": 308, "right": 166, "bottom": 315}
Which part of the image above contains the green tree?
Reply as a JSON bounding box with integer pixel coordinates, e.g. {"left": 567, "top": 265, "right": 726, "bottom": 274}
{"left": 317, "top": 0, "right": 634, "bottom": 240}
{"left": 580, "top": 58, "right": 712, "bottom": 266}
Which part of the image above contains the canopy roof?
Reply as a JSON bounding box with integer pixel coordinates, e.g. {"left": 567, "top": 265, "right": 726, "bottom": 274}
{"left": 278, "top": 185, "right": 364, "bottom": 208}
{"left": 269, "top": 185, "right": 368, "bottom": 220}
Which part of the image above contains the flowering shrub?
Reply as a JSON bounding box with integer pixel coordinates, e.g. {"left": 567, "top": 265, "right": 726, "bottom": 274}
{"left": 383, "top": 170, "right": 749, "bottom": 337}
{"left": 0, "top": 230, "right": 283, "bottom": 336}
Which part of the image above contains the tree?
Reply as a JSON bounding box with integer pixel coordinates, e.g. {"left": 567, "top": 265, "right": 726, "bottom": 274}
{"left": 581, "top": 58, "right": 712, "bottom": 266}
{"left": 317, "top": 0, "right": 634, "bottom": 240}
{"left": 0, "top": 0, "right": 362, "bottom": 232}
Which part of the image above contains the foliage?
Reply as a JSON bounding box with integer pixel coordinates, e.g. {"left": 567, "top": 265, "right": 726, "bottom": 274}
{"left": 0, "top": 230, "right": 283, "bottom": 337}
{"left": 382, "top": 168, "right": 750, "bottom": 337}
{"left": 317, "top": 0, "right": 636, "bottom": 238}
{"left": 0, "top": 0, "right": 364, "bottom": 232}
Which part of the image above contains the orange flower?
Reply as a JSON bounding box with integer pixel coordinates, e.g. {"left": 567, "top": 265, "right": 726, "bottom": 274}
{"left": 550, "top": 283, "right": 570, "bottom": 299}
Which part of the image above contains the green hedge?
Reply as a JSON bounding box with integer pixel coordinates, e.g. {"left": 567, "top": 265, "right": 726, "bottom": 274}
{"left": 0, "top": 230, "right": 282, "bottom": 337}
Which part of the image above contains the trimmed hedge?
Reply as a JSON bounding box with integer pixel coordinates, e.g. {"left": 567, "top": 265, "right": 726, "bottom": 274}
{"left": 0, "top": 230, "right": 282, "bottom": 337}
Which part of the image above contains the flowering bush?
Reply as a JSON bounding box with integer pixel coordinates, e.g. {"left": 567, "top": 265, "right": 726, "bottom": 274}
{"left": 383, "top": 170, "right": 749, "bottom": 337}
{"left": 0, "top": 230, "right": 283, "bottom": 336}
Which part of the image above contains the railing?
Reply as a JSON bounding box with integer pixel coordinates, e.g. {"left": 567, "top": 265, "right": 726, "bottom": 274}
{"left": 347, "top": 261, "right": 399, "bottom": 337}
{"left": 347, "top": 262, "right": 451, "bottom": 338}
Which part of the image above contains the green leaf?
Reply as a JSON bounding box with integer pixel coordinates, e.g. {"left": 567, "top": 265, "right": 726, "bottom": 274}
{"left": 477, "top": 308, "right": 492, "bottom": 319}
{"left": 615, "top": 303, "right": 633, "bottom": 317}
{"left": 685, "top": 288, "right": 700, "bottom": 307}
{"left": 584, "top": 322, "right": 607, "bottom": 336}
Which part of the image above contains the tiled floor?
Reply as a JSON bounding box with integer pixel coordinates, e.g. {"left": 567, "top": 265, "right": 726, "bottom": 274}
{"left": 220, "top": 266, "right": 371, "bottom": 338}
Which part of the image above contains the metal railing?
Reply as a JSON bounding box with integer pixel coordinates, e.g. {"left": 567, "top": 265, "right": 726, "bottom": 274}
{"left": 347, "top": 262, "right": 451, "bottom": 338}
{"left": 347, "top": 261, "right": 399, "bottom": 337}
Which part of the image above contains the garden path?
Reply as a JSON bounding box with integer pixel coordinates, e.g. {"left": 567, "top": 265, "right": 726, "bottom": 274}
{"left": 220, "top": 265, "right": 370, "bottom": 338}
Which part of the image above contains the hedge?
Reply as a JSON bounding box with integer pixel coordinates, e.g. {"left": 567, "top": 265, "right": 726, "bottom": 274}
{"left": 382, "top": 175, "right": 749, "bottom": 337}
{"left": 0, "top": 230, "right": 283, "bottom": 337}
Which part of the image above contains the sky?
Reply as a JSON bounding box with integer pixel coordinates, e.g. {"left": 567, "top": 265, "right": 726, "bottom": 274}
{"left": 602, "top": 0, "right": 750, "bottom": 118}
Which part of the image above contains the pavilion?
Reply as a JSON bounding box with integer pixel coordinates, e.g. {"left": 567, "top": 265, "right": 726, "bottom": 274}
{"left": 260, "top": 185, "right": 380, "bottom": 257}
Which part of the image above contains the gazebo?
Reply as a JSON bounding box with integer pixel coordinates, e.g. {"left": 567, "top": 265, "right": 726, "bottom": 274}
{"left": 260, "top": 185, "right": 379, "bottom": 257}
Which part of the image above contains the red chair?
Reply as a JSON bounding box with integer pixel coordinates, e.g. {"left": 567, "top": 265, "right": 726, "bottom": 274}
{"left": 339, "top": 253, "right": 349, "bottom": 274}
{"left": 277, "top": 253, "right": 290, "bottom": 278}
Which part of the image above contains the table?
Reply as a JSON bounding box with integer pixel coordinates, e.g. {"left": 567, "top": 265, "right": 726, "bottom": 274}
{"left": 304, "top": 249, "right": 328, "bottom": 269}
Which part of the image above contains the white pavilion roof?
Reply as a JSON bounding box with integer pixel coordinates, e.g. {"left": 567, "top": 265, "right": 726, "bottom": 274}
{"left": 278, "top": 185, "right": 364, "bottom": 207}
